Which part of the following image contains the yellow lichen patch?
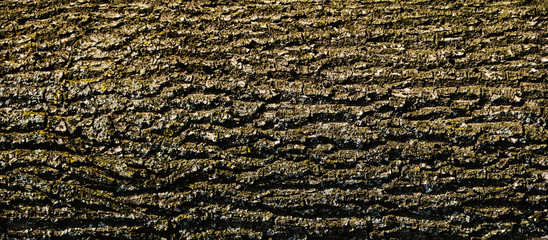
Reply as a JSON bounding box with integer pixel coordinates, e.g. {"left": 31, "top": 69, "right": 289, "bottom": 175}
{"left": 163, "top": 128, "right": 174, "bottom": 137}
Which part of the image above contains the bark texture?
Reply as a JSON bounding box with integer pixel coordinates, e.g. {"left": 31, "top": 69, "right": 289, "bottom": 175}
{"left": 1, "top": 0, "right": 547, "bottom": 239}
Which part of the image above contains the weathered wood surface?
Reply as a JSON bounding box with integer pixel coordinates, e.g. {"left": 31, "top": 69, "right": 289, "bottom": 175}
{"left": 1, "top": 0, "right": 547, "bottom": 239}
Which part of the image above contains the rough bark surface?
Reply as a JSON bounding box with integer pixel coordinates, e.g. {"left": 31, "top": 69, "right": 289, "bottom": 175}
{"left": 1, "top": 0, "right": 547, "bottom": 239}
